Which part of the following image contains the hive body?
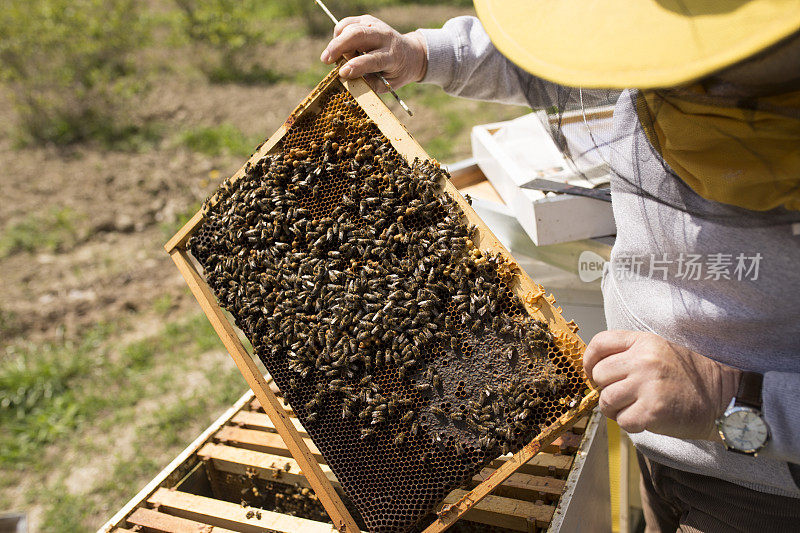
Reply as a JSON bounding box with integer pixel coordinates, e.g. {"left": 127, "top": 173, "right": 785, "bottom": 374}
{"left": 175, "top": 72, "right": 595, "bottom": 533}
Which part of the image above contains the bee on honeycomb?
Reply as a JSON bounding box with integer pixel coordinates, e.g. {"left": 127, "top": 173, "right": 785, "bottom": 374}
{"left": 188, "top": 86, "right": 583, "bottom": 533}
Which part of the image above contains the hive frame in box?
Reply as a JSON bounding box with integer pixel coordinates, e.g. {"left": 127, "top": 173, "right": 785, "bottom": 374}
{"left": 98, "top": 384, "right": 603, "bottom": 533}
{"left": 165, "top": 67, "right": 600, "bottom": 533}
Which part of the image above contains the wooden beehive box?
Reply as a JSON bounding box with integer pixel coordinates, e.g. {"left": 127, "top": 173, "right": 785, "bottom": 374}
{"left": 99, "top": 385, "right": 609, "bottom": 533}
{"left": 164, "top": 67, "right": 599, "bottom": 532}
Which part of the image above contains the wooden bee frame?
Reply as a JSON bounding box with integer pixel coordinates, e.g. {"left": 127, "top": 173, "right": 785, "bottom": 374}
{"left": 165, "top": 67, "right": 600, "bottom": 533}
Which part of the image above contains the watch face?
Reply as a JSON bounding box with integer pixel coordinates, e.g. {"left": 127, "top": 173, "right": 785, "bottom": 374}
{"left": 720, "top": 407, "right": 769, "bottom": 453}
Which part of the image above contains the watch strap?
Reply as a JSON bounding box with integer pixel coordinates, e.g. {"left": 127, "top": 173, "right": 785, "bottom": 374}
{"left": 736, "top": 371, "right": 763, "bottom": 409}
{"left": 789, "top": 463, "right": 800, "bottom": 490}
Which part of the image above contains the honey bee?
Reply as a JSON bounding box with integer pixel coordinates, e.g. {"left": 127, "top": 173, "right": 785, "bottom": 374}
{"left": 448, "top": 412, "right": 464, "bottom": 422}
{"left": 430, "top": 406, "right": 445, "bottom": 417}
{"left": 492, "top": 401, "right": 503, "bottom": 417}
{"left": 415, "top": 383, "right": 431, "bottom": 393}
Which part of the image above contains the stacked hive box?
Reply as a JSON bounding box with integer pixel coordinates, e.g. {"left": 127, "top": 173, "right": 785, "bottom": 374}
{"left": 100, "top": 387, "right": 606, "bottom": 533}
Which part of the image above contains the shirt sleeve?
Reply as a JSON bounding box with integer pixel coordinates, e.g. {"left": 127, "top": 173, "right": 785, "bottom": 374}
{"left": 762, "top": 370, "right": 800, "bottom": 467}
{"left": 417, "top": 16, "right": 563, "bottom": 108}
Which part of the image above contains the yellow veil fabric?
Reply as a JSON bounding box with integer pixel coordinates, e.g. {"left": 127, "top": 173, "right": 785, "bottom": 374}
{"left": 637, "top": 89, "right": 800, "bottom": 212}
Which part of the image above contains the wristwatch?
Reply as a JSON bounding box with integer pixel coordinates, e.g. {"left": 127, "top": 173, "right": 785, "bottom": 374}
{"left": 716, "top": 371, "right": 770, "bottom": 456}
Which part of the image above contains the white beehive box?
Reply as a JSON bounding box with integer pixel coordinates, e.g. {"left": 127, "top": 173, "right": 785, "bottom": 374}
{"left": 471, "top": 109, "right": 617, "bottom": 246}
{"left": 446, "top": 159, "right": 610, "bottom": 341}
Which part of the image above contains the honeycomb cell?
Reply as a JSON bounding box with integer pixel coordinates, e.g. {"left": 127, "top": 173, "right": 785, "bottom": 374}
{"left": 187, "top": 82, "right": 586, "bottom": 533}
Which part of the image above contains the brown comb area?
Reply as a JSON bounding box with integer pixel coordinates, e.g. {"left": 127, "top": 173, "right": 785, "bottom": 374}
{"left": 189, "top": 83, "right": 586, "bottom": 532}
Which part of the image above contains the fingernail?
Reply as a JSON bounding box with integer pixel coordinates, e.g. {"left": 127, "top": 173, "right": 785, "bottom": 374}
{"left": 321, "top": 50, "right": 330, "bottom": 63}
{"left": 340, "top": 66, "right": 351, "bottom": 77}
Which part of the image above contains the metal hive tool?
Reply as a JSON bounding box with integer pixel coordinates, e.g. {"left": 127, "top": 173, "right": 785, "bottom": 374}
{"left": 166, "top": 68, "right": 599, "bottom": 533}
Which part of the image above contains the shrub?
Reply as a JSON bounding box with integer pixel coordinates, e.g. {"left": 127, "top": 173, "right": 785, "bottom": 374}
{"left": 175, "top": 0, "right": 282, "bottom": 83}
{"left": 0, "top": 0, "right": 149, "bottom": 145}
{"left": 283, "top": 0, "right": 370, "bottom": 37}
{"left": 285, "top": 0, "right": 473, "bottom": 36}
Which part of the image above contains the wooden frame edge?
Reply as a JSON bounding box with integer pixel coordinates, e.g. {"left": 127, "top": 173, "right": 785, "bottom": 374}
{"left": 97, "top": 390, "right": 255, "bottom": 533}
{"left": 423, "top": 389, "right": 600, "bottom": 533}
{"left": 169, "top": 249, "right": 361, "bottom": 533}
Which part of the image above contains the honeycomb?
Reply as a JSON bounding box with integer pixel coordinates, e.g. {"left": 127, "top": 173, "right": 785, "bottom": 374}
{"left": 187, "top": 78, "right": 589, "bottom": 532}
{"left": 208, "top": 454, "right": 523, "bottom": 532}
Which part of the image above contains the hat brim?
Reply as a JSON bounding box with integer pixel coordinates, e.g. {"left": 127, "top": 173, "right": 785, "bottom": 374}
{"left": 474, "top": 0, "right": 800, "bottom": 89}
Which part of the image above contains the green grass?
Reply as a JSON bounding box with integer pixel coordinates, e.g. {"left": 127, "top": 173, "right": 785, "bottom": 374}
{"left": 39, "top": 486, "right": 94, "bottom": 532}
{"left": 11, "top": 117, "right": 164, "bottom": 152}
{"left": 0, "top": 323, "right": 114, "bottom": 465}
{"left": 122, "top": 339, "right": 157, "bottom": 371}
{"left": 0, "top": 314, "right": 227, "bottom": 468}
{"left": 0, "top": 207, "right": 82, "bottom": 258}
{"left": 178, "top": 123, "right": 261, "bottom": 157}
{"left": 161, "top": 314, "right": 225, "bottom": 355}
{"left": 424, "top": 105, "right": 468, "bottom": 161}
{"left": 292, "top": 61, "right": 336, "bottom": 89}
{"left": 404, "top": 84, "right": 527, "bottom": 161}
{"left": 1, "top": 311, "right": 246, "bottom": 530}
{"left": 23, "top": 357, "right": 246, "bottom": 531}
{"left": 153, "top": 293, "right": 175, "bottom": 315}
{"left": 0, "top": 0, "right": 149, "bottom": 145}
{"left": 0, "top": 0, "right": 472, "bottom": 145}
{"left": 144, "top": 360, "right": 244, "bottom": 447}
{"left": 97, "top": 122, "right": 165, "bottom": 152}
{"left": 0, "top": 307, "right": 20, "bottom": 339}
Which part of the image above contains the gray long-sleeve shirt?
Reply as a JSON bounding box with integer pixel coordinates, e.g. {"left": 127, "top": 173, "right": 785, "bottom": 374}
{"left": 419, "top": 16, "right": 800, "bottom": 497}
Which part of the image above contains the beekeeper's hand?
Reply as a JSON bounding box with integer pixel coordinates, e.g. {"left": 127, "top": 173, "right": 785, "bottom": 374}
{"left": 320, "top": 15, "right": 427, "bottom": 93}
{"left": 583, "top": 330, "right": 742, "bottom": 440}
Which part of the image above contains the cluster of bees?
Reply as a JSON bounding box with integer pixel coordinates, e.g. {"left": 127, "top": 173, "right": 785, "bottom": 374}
{"left": 237, "top": 468, "right": 329, "bottom": 523}
{"left": 189, "top": 90, "right": 569, "bottom": 497}
{"left": 427, "top": 360, "right": 569, "bottom": 458}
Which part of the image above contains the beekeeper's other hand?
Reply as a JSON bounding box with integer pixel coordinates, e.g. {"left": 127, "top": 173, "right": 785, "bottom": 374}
{"left": 320, "top": 15, "right": 427, "bottom": 92}
{"left": 584, "top": 330, "right": 742, "bottom": 440}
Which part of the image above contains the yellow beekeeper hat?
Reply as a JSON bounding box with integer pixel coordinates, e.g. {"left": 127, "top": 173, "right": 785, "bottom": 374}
{"left": 473, "top": 0, "right": 800, "bottom": 88}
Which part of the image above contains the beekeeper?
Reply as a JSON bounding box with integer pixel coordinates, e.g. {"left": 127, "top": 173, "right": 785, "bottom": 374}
{"left": 321, "top": 1, "right": 800, "bottom": 530}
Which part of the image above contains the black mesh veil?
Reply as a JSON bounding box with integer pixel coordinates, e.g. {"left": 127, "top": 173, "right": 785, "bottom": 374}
{"left": 508, "top": 53, "right": 800, "bottom": 228}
